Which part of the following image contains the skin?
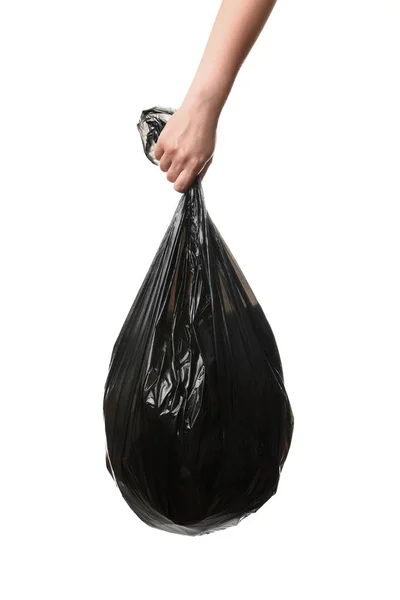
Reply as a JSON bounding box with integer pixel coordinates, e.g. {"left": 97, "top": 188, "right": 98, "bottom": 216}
{"left": 153, "top": 0, "right": 278, "bottom": 193}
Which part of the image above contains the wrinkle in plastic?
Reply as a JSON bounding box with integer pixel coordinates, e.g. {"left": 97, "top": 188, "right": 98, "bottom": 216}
{"left": 103, "top": 106, "right": 294, "bottom": 535}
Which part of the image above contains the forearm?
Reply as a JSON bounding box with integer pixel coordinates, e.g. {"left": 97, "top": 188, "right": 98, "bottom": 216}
{"left": 182, "top": 0, "right": 278, "bottom": 116}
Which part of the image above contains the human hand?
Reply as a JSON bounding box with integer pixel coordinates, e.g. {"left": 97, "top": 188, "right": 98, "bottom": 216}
{"left": 153, "top": 99, "right": 218, "bottom": 193}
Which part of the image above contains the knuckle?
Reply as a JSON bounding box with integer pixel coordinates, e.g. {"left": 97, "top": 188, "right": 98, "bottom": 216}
{"left": 159, "top": 159, "right": 169, "bottom": 172}
{"left": 163, "top": 147, "right": 173, "bottom": 159}
{"left": 161, "top": 143, "right": 173, "bottom": 157}
{"left": 169, "top": 141, "right": 179, "bottom": 154}
{"left": 175, "top": 181, "right": 186, "bottom": 192}
{"left": 193, "top": 154, "right": 206, "bottom": 168}
{"left": 189, "top": 157, "right": 200, "bottom": 169}
{"left": 166, "top": 171, "right": 176, "bottom": 183}
{"left": 176, "top": 149, "right": 188, "bottom": 163}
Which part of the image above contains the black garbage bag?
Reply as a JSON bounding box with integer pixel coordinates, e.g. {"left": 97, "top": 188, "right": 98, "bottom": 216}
{"left": 103, "top": 106, "right": 294, "bottom": 535}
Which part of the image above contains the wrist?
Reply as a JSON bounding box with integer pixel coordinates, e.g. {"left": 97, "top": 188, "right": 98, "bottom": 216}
{"left": 181, "top": 85, "right": 225, "bottom": 121}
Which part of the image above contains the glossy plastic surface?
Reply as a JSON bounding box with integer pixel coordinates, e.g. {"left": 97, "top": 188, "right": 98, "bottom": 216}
{"left": 103, "top": 106, "right": 294, "bottom": 535}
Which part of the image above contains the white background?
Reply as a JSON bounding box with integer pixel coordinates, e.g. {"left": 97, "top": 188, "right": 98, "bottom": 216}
{"left": 1, "top": 0, "right": 399, "bottom": 598}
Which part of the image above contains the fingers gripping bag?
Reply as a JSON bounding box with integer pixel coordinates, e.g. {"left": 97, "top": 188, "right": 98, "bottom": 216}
{"left": 103, "top": 106, "right": 294, "bottom": 536}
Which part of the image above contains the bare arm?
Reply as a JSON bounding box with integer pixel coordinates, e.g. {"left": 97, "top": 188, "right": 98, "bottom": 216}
{"left": 183, "top": 0, "right": 278, "bottom": 115}
{"left": 154, "top": 0, "right": 279, "bottom": 193}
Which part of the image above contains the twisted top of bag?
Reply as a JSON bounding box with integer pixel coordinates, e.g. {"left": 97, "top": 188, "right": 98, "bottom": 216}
{"left": 137, "top": 106, "right": 176, "bottom": 166}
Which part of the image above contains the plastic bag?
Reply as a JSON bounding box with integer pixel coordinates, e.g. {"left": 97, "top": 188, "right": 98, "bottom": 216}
{"left": 103, "top": 106, "right": 294, "bottom": 535}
